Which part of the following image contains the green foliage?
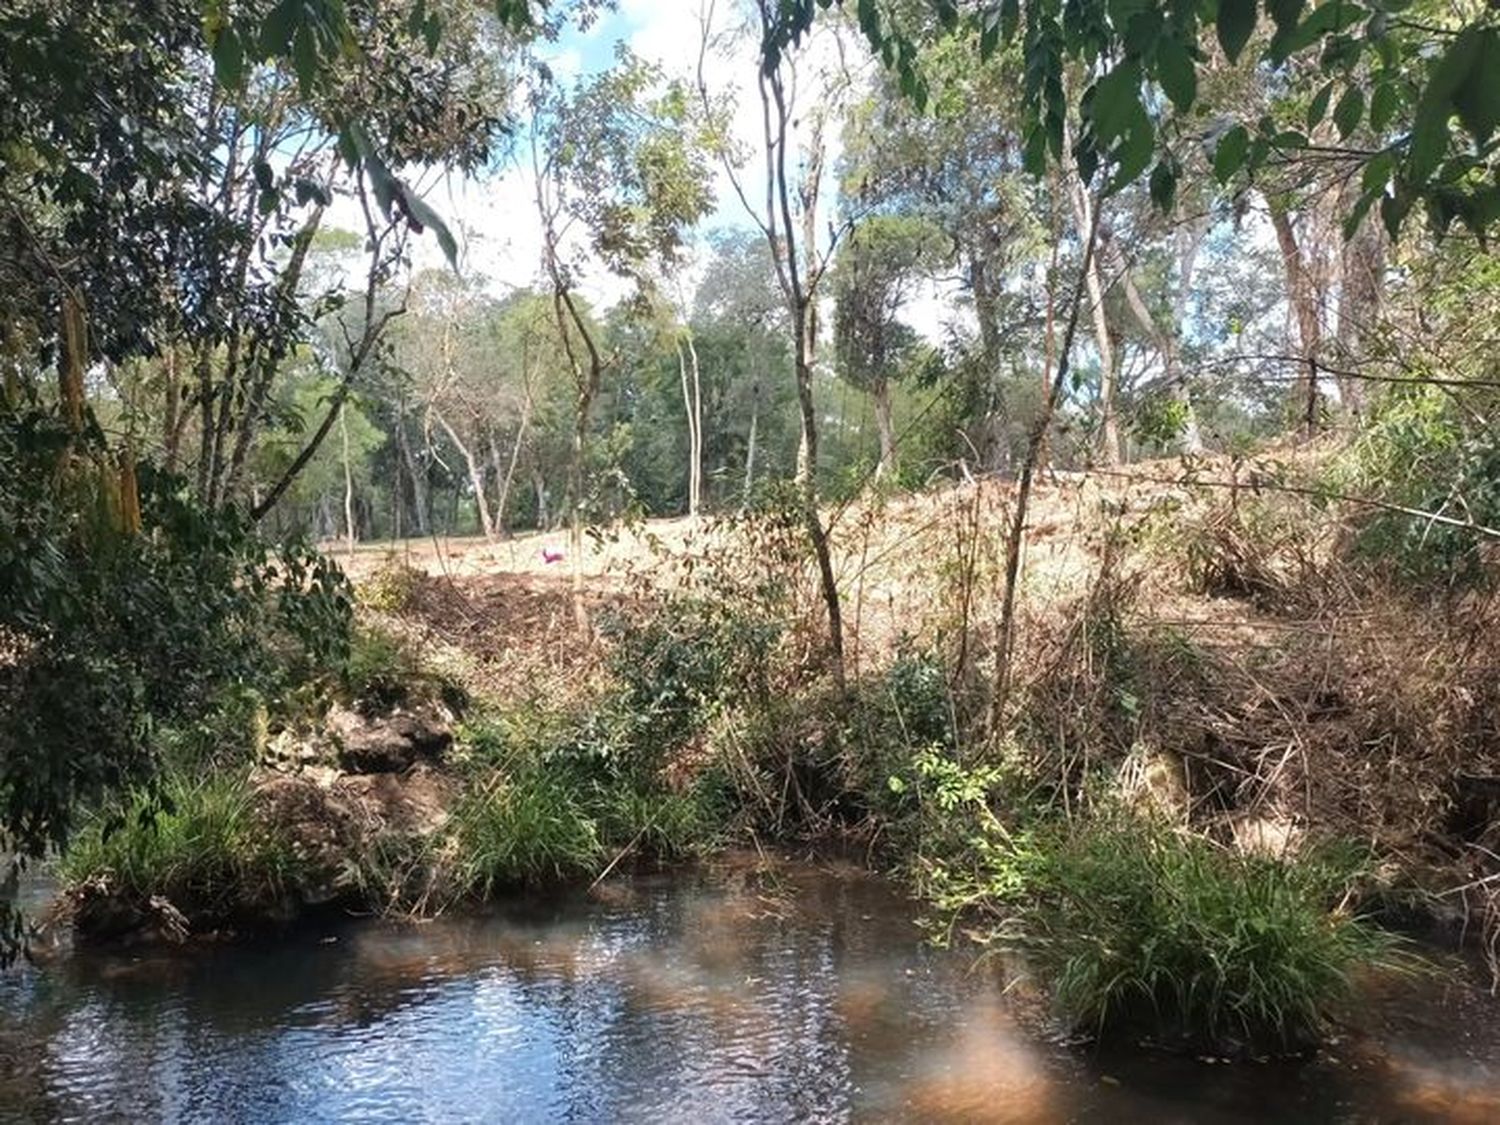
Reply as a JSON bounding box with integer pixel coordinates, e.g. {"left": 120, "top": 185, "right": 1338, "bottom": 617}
{"left": 778, "top": 1, "right": 1500, "bottom": 236}
{"left": 1339, "top": 383, "right": 1500, "bottom": 583}
{"left": 449, "top": 771, "right": 603, "bottom": 896}
{"left": 59, "top": 772, "right": 301, "bottom": 922}
{"left": 0, "top": 406, "right": 352, "bottom": 868}
{"left": 1014, "top": 815, "right": 1399, "bottom": 1049}
{"left": 597, "top": 599, "right": 780, "bottom": 779}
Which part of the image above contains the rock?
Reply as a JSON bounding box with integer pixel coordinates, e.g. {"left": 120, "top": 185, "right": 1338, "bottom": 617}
{"left": 1230, "top": 814, "right": 1302, "bottom": 858}
{"left": 328, "top": 703, "right": 453, "bottom": 774}
{"left": 1118, "top": 744, "right": 1189, "bottom": 821}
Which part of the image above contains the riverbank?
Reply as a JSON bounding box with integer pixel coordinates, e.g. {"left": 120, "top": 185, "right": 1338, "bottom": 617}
{"left": 45, "top": 458, "right": 1500, "bottom": 1053}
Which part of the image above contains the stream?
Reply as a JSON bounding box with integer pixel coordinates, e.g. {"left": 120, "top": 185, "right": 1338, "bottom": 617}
{"left": 2, "top": 858, "right": 1497, "bottom": 1122}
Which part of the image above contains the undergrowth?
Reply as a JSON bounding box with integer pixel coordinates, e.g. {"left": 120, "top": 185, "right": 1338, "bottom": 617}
{"left": 60, "top": 772, "right": 302, "bottom": 923}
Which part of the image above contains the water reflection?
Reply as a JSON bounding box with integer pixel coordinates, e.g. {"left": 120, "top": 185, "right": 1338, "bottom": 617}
{"left": 1, "top": 858, "right": 1497, "bottom": 1122}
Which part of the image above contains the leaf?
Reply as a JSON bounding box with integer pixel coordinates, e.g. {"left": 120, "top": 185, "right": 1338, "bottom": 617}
{"left": 1090, "top": 62, "right": 1142, "bottom": 144}
{"left": 1407, "top": 28, "right": 1483, "bottom": 182}
{"left": 1369, "top": 81, "right": 1400, "bottom": 132}
{"left": 1157, "top": 36, "right": 1197, "bottom": 113}
{"left": 1380, "top": 187, "right": 1411, "bottom": 239}
{"left": 1332, "top": 85, "right": 1364, "bottom": 139}
{"left": 1306, "top": 81, "right": 1334, "bottom": 129}
{"left": 1149, "top": 160, "right": 1178, "bottom": 211}
{"left": 1361, "top": 149, "right": 1395, "bottom": 193}
{"left": 1216, "top": 0, "right": 1257, "bottom": 64}
{"left": 1213, "top": 124, "right": 1249, "bottom": 183}
{"left": 1000, "top": 0, "right": 1020, "bottom": 42}
{"left": 1341, "top": 185, "right": 1379, "bottom": 240}
{"left": 402, "top": 190, "right": 460, "bottom": 270}
{"left": 1108, "top": 107, "right": 1155, "bottom": 193}
{"left": 1452, "top": 28, "right": 1500, "bottom": 145}
{"left": 210, "top": 26, "right": 244, "bottom": 88}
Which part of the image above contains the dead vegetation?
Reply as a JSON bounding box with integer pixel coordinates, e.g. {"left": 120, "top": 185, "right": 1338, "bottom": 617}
{"left": 346, "top": 451, "right": 1500, "bottom": 982}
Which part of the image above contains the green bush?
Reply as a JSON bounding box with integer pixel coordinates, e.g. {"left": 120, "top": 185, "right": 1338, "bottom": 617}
{"left": 60, "top": 772, "right": 301, "bottom": 921}
{"left": 598, "top": 599, "right": 780, "bottom": 775}
{"left": 1015, "top": 815, "right": 1398, "bottom": 1049}
{"left": 449, "top": 770, "right": 603, "bottom": 897}
{"left": 1339, "top": 383, "right": 1500, "bottom": 584}
{"left": 342, "top": 624, "right": 465, "bottom": 713}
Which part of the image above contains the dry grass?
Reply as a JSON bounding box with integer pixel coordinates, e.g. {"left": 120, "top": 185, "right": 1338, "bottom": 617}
{"left": 342, "top": 453, "right": 1500, "bottom": 981}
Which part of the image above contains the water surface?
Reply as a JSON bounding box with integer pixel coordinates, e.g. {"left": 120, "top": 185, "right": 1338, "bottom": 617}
{"left": 2, "top": 858, "right": 1497, "bottom": 1122}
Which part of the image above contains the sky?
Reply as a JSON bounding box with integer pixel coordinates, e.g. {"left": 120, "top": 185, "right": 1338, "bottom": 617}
{"left": 338, "top": 0, "right": 961, "bottom": 342}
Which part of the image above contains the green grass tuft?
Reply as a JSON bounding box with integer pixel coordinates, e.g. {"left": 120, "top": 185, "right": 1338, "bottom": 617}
{"left": 1017, "top": 814, "right": 1404, "bottom": 1049}
{"left": 449, "top": 770, "right": 603, "bottom": 897}
{"left": 60, "top": 772, "right": 301, "bottom": 920}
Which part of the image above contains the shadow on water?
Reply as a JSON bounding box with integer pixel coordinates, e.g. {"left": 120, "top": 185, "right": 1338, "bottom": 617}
{"left": 2, "top": 857, "right": 1498, "bottom": 1122}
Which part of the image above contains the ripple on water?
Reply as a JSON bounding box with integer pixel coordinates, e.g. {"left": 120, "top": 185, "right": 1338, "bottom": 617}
{"left": 2, "top": 863, "right": 1499, "bottom": 1123}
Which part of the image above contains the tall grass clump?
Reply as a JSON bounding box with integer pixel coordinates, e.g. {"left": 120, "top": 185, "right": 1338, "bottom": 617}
{"left": 1017, "top": 813, "right": 1401, "bottom": 1050}
{"left": 60, "top": 771, "right": 300, "bottom": 921}
{"left": 449, "top": 770, "right": 602, "bottom": 897}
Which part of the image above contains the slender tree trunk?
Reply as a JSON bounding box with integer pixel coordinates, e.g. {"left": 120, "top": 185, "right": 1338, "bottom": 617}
{"left": 162, "top": 344, "right": 182, "bottom": 474}
{"left": 532, "top": 468, "right": 549, "bottom": 530}
{"left": 433, "top": 409, "right": 494, "bottom": 539}
{"left": 743, "top": 388, "right": 759, "bottom": 506}
{"left": 687, "top": 330, "right": 703, "bottom": 516}
{"left": 751, "top": 13, "right": 845, "bottom": 692}
{"left": 1110, "top": 234, "right": 1204, "bottom": 453}
{"left": 395, "top": 405, "right": 430, "bottom": 535}
{"left": 969, "top": 256, "right": 1008, "bottom": 474}
{"left": 1335, "top": 201, "right": 1384, "bottom": 419}
{"left": 676, "top": 336, "right": 701, "bottom": 517}
{"left": 872, "top": 377, "right": 896, "bottom": 481}
{"left": 340, "top": 405, "right": 356, "bottom": 556}
{"left": 1066, "top": 164, "right": 1123, "bottom": 465}
{"left": 991, "top": 201, "right": 1101, "bottom": 733}
{"left": 495, "top": 400, "right": 531, "bottom": 539}
{"left": 1268, "top": 203, "right": 1323, "bottom": 435}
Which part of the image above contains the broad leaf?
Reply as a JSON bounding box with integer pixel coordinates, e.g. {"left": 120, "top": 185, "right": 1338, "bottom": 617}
{"left": 1216, "top": 0, "right": 1257, "bottom": 64}
{"left": 1213, "top": 124, "right": 1249, "bottom": 183}
{"left": 1157, "top": 36, "right": 1196, "bottom": 113}
{"left": 1332, "top": 86, "right": 1364, "bottom": 139}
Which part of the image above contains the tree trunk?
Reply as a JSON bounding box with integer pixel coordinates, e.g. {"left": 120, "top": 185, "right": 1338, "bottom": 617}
{"left": 969, "top": 255, "right": 1009, "bottom": 474}
{"left": 743, "top": 387, "right": 759, "bottom": 506}
{"left": 1110, "top": 233, "right": 1204, "bottom": 453}
{"left": 395, "top": 405, "right": 430, "bottom": 536}
{"left": 1066, "top": 166, "right": 1123, "bottom": 466}
{"left": 495, "top": 397, "right": 531, "bottom": 539}
{"left": 872, "top": 377, "right": 896, "bottom": 481}
{"left": 433, "top": 408, "right": 494, "bottom": 539}
{"left": 1268, "top": 203, "right": 1323, "bottom": 435}
{"left": 687, "top": 330, "right": 703, "bottom": 517}
{"left": 339, "top": 404, "right": 356, "bottom": 556}
{"left": 1335, "top": 203, "right": 1385, "bottom": 419}
{"left": 532, "top": 468, "right": 549, "bottom": 530}
{"left": 676, "top": 336, "right": 701, "bottom": 517}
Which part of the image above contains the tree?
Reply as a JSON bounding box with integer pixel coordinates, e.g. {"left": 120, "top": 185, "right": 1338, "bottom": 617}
{"left": 772, "top": 1, "right": 1500, "bottom": 239}
{"left": 832, "top": 215, "right": 945, "bottom": 480}
{"left": 530, "top": 47, "right": 719, "bottom": 630}
{"left": 839, "top": 35, "right": 1045, "bottom": 473}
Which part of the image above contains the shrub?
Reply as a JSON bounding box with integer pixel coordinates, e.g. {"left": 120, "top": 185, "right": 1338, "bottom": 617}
{"left": 59, "top": 772, "right": 301, "bottom": 923}
{"left": 342, "top": 624, "right": 464, "bottom": 713}
{"left": 1015, "top": 814, "right": 1399, "bottom": 1050}
{"left": 596, "top": 599, "right": 780, "bottom": 779}
{"left": 449, "top": 770, "right": 602, "bottom": 897}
